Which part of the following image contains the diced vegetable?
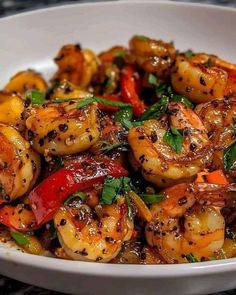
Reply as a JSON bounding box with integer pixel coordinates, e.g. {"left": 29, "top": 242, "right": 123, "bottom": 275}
{"left": 121, "top": 66, "right": 146, "bottom": 116}
{"left": 206, "top": 170, "right": 229, "bottom": 185}
{"left": 29, "top": 159, "right": 128, "bottom": 225}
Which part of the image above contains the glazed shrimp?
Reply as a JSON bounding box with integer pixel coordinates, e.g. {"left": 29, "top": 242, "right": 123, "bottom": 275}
{"left": 0, "top": 124, "right": 40, "bottom": 201}
{"left": 48, "top": 80, "right": 92, "bottom": 101}
{"left": 4, "top": 70, "right": 47, "bottom": 95}
{"left": 0, "top": 91, "right": 25, "bottom": 131}
{"left": 195, "top": 97, "right": 236, "bottom": 133}
{"left": 26, "top": 101, "right": 100, "bottom": 156}
{"left": 128, "top": 102, "right": 212, "bottom": 187}
{"left": 52, "top": 44, "right": 99, "bottom": 88}
{"left": 54, "top": 197, "right": 134, "bottom": 262}
{"left": 129, "top": 35, "right": 176, "bottom": 79}
{"left": 195, "top": 97, "right": 236, "bottom": 171}
{"left": 171, "top": 54, "right": 236, "bottom": 103}
{"left": 145, "top": 182, "right": 235, "bottom": 263}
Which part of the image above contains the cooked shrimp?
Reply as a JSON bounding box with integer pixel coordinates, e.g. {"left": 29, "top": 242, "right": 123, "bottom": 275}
{"left": 128, "top": 102, "right": 212, "bottom": 187}
{"left": 129, "top": 35, "right": 176, "bottom": 79}
{"left": 25, "top": 101, "right": 100, "bottom": 156}
{"left": 215, "top": 239, "right": 236, "bottom": 259}
{"left": 4, "top": 70, "right": 47, "bottom": 95}
{"left": 195, "top": 97, "right": 236, "bottom": 133}
{"left": 171, "top": 54, "right": 236, "bottom": 103}
{"left": 54, "top": 197, "right": 134, "bottom": 262}
{"left": 145, "top": 182, "right": 235, "bottom": 263}
{"left": 48, "top": 80, "right": 92, "bottom": 101}
{"left": 0, "top": 124, "right": 40, "bottom": 201}
{"left": 195, "top": 98, "right": 236, "bottom": 171}
{"left": 53, "top": 44, "right": 99, "bottom": 88}
{"left": 0, "top": 91, "right": 25, "bottom": 131}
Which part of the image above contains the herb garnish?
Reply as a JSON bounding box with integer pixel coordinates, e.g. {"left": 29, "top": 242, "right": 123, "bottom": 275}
{"left": 138, "top": 96, "right": 169, "bottom": 121}
{"left": 203, "top": 58, "right": 213, "bottom": 68}
{"left": 140, "top": 194, "right": 165, "bottom": 204}
{"left": 101, "top": 176, "right": 132, "bottom": 205}
{"left": 77, "top": 96, "right": 131, "bottom": 109}
{"left": 163, "top": 127, "right": 184, "bottom": 154}
{"left": 11, "top": 231, "right": 29, "bottom": 246}
{"left": 25, "top": 89, "right": 45, "bottom": 105}
{"left": 171, "top": 94, "right": 194, "bottom": 108}
{"left": 184, "top": 50, "right": 194, "bottom": 59}
{"left": 114, "top": 106, "right": 143, "bottom": 129}
{"left": 99, "top": 141, "right": 130, "bottom": 154}
{"left": 45, "top": 80, "right": 61, "bottom": 98}
{"left": 146, "top": 74, "right": 194, "bottom": 110}
{"left": 223, "top": 141, "right": 236, "bottom": 170}
{"left": 185, "top": 253, "right": 198, "bottom": 263}
{"left": 135, "top": 35, "right": 148, "bottom": 41}
{"left": 64, "top": 191, "right": 87, "bottom": 205}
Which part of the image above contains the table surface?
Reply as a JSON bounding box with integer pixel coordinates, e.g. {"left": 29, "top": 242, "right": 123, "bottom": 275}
{"left": 0, "top": 0, "right": 236, "bottom": 294}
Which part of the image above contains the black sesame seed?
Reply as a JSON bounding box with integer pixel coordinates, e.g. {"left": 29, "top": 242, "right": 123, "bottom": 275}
{"left": 60, "top": 219, "right": 67, "bottom": 226}
{"left": 138, "top": 135, "right": 145, "bottom": 140}
{"left": 3, "top": 195, "right": 10, "bottom": 202}
{"left": 24, "top": 98, "right": 31, "bottom": 108}
{"left": 58, "top": 124, "right": 68, "bottom": 132}
{"left": 139, "top": 154, "right": 145, "bottom": 164}
{"left": 27, "top": 130, "right": 35, "bottom": 141}
{"left": 47, "top": 130, "right": 57, "bottom": 140}
{"left": 38, "top": 138, "right": 44, "bottom": 146}
{"left": 178, "top": 196, "right": 187, "bottom": 206}
{"left": 105, "top": 237, "right": 115, "bottom": 243}
{"left": 189, "top": 142, "right": 197, "bottom": 151}
{"left": 200, "top": 76, "right": 206, "bottom": 86}
{"left": 150, "top": 131, "right": 158, "bottom": 143}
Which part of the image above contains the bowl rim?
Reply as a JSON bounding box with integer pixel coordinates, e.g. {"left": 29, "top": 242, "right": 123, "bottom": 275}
{"left": 0, "top": 0, "right": 236, "bottom": 277}
{"left": 1, "top": 248, "right": 236, "bottom": 277}
{"left": 0, "top": 0, "right": 236, "bottom": 21}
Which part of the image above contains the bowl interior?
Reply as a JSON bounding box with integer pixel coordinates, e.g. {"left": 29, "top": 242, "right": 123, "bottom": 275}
{"left": 0, "top": 0, "right": 236, "bottom": 277}
{"left": 0, "top": 0, "right": 236, "bottom": 87}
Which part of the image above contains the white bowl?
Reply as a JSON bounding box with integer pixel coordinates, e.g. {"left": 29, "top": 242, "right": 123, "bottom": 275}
{"left": 0, "top": 1, "right": 236, "bottom": 294}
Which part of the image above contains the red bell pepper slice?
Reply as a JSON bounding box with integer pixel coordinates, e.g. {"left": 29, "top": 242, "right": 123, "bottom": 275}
{"left": 121, "top": 65, "right": 146, "bottom": 116}
{"left": 0, "top": 204, "right": 38, "bottom": 232}
{"left": 28, "top": 159, "right": 128, "bottom": 225}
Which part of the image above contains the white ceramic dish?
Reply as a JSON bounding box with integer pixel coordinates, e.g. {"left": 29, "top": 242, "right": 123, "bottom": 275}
{"left": 0, "top": 1, "right": 236, "bottom": 294}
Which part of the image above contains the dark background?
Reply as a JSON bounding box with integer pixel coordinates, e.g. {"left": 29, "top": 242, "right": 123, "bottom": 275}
{"left": 0, "top": 0, "right": 235, "bottom": 17}
{"left": 0, "top": 0, "right": 236, "bottom": 294}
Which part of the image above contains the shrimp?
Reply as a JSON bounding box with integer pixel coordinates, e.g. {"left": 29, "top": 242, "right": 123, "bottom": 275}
{"left": 0, "top": 124, "right": 40, "bottom": 201}
{"left": 145, "top": 182, "right": 235, "bottom": 263}
{"left": 0, "top": 91, "right": 25, "bottom": 131}
{"left": 195, "top": 98, "right": 236, "bottom": 171}
{"left": 52, "top": 44, "right": 99, "bottom": 88}
{"left": 128, "top": 102, "right": 212, "bottom": 187}
{"left": 4, "top": 70, "right": 47, "bottom": 95}
{"left": 171, "top": 54, "right": 236, "bottom": 104}
{"left": 48, "top": 80, "right": 92, "bottom": 101}
{"left": 54, "top": 197, "right": 134, "bottom": 262}
{"left": 195, "top": 97, "right": 236, "bottom": 133}
{"left": 25, "top": 101, "right": 100, "bottom": 156}
{"left": 129, "top": 35, "right": 176, "bottom": 79}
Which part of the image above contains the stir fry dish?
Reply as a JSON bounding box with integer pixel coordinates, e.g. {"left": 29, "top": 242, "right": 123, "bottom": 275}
{"left": 1, "top": 35, "right": 236, "bottom": 264}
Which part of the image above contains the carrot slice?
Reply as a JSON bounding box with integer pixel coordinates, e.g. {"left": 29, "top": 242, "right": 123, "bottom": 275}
{"left": 206, "top": 170, "right": 229, "bottom": 185}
